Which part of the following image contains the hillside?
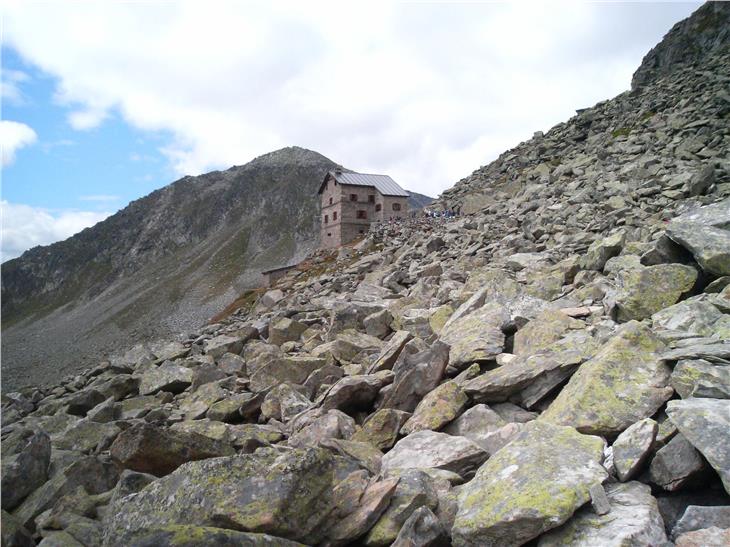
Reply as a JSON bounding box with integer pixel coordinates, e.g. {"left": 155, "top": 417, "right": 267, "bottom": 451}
{"left": 2, "top": 3, "right": 729, "bottom": 547}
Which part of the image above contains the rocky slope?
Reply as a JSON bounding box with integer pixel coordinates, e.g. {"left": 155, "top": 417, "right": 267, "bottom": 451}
{"left": 2, "top": 3, "right": 730, "bottom": 547}
{"left": 1, "top": 148, "right": 432, "bottom": 393}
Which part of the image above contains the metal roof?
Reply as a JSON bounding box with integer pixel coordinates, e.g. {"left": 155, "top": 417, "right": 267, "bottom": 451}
{"left": 325, "top": 171, "right": 410, "bottom": 197}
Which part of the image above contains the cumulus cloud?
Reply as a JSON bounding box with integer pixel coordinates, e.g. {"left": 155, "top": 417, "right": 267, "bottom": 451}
{"left": 1, "top": 68, "right": 30, "bottom": 104}
{"left": 1, "top": 201, "right": 112, "bottom": 261}
{"left": 3, "top": 1, "right": 700, "bottom": 197}
{"left": 0, "top": 120, "right": 38, "bottom": 166}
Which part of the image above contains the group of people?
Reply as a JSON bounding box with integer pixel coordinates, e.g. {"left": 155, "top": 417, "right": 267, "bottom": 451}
{"left": 421, "top": 208, "right": 458, "bottom": 219}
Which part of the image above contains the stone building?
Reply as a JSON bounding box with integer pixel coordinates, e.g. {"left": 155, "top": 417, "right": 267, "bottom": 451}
{"left": 319, "top": 169, "right": 409, "bottom": 248}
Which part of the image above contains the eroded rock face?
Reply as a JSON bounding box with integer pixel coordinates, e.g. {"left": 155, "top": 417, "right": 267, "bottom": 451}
{"left": 541, "top": 321, "right": 672, "bottom": 437}
{"left": 452, "top": 421, "right": 607, "bottom": 547}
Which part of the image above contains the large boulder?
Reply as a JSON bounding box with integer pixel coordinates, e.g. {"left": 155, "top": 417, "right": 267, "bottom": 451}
{"left": 541, "top": 321, "right": 672, "bottom": 437}
{"left": 666, "top": 398, "right": 730, "bottom": 493}
{"left": 109, "top": 423, "right": 235, "bottom": 476}
{"left": 512, "top": 309, "right": 583, "bottom": 356}
{"left": 611, "top": 264, "right": 698, "bottom": 321}
{"left": 103, "top": 448, "right": 357, "bottom": 545}
{"left": 351, "top": 409, "right": 412, "bottom": 451}
{"left": 268, "top": 318, "right": 308, "bottom": 347}
{"left": 381, "top": 431, "right": 487, "bottom": 479}
{"left": 578, "top": 231, "right": 626, "bottom": 271}
{"left": 649, "top": 433, "right": 707, "bottom": 492}
{"left": 666, "top": 198, "right": 730, "bottom": 277}
{"left": 671, "top": 359, "right": 730, "bottom": 399}
{"left": 451, "top": 421, "right": 607, "bottom": 547}
{"left": 122, "top": 526, "right": 305, "bottom": 546}
{"left": 612, "top": 418, "right": 658, "bottom": 482}
{"left": 439, "top": 303, "right": 508, "bottom": 371}
{"left": 138, "top": 361, "right": 193, "bottom": 395}
{"left": 537, "top": 481, "right": 667, "bottom": 546}
{"left": 400, "top": 381, "right": 468, "bottom": 435}
{"left": 249, "top": 355, "right": 326, "bottom": 392}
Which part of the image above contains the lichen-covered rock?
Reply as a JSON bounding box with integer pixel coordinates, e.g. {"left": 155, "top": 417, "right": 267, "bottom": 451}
{"left": 666, "top": 398, "right": 730, "bottom": 493}
{"left": 652, "top": 298, "right": 725, "bottom": 337}
{"left": 1, "top": 509, "right": 34, "bottom": 547}
{"left": 2, "top": 430, "right": 51, "bottom": 510}
{"left": 351, "top": 409, "right": 412, "bottom": 451}
{"left": 364, "top": 469, "right": 440, "bottom": 547}
{"left": 268, "top": 318, "right": 308, "bottom": 347}
{"left": 204, "top": 335, "right": 244, "bottom": 358}
{"left": 537, "top": 481, "right": 668, "bottom": 546}
{"left": 109, "top": 423, "right": 235, "bottom": 476}
{"left": 206, "top": 392, "right": 262, "bottom": 422}
{"left": 324, "top": 477, "right": 399, "bottom": 546}
{"left": 671, "top": 359, "right": 730, "bottom": 399}
{"left": 612, "top": 418, "right": 658, "bottom": 482}
{"left": 541, "top": 321, "right": 672, "bottom": 436}
{"left": 368, "top": 331, "right": 413, "bottom": 373}
{"left": 124, "top": 525, "right": 305, "bottom": 546}
{"left": 103, "top": 448, "right": 357, "bottom": 545}
{"left": 53, "top": 418, "right": 121, "bottom": 453}
{"left": 260, "top": 383, "right": 311, "bottom": 422}
{"left": 611, "top": 263, "right": 698, "bottom": 321}
{"left": 666, "top": 198, "right": 730, "bottom": 277}
{"left": 381, "top": 430, "right": 487, "bottom": 479}
{"left": 138, "top": 361, "right": 193, "bottom": 395}
{"left": 671, "top": 505, "right": 730, "bottom": 541}
{"left": 400, "top": 381, "right": 467, "bottom": 435}
{"left": 451, "top": 421, "right": 607, "bottom": 547}
{"left": 441, "top": 404, "right": 506, "bottom": 450}
{"left": 249, "top": 355, "right": 326, "bottom": 392}
{"left": 578, "top": 231, "right": 626, "bottom": 271}
{"left": 512, "top": 309, "right": 583, "bottom": 356}
{"left": 650, "top": 433, "right": 707, "bottom": 492}
{"left": 288, "top": 409, "right": 356, "bottom": 448}
{"left": 439, "top": 303, "right": 508, "bottom": 371}
{"left": 391, "top": 506, "right": 449, "bottom": 547}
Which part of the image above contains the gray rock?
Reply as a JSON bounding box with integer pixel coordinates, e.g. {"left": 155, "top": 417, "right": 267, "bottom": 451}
{"left": 381, "top": 431, "right": 488, "bottom": 479}
{"left": 439, "top": 303, "right": 507, "bottom": 371}
{"left": 650, "top": 433, "right": 707, "bottom": 492}
{"left": 268, "top": 318, "right": 308, "bottom": 347}
{"left": 667, "top": 198, "right": 730, "bottom": 277}
{"left": 400, "top": 381, "right": 468, "bottom": 435}
{"left": 364, "top": 309, "right": 394, "bottom": 339}
{"left": 671, "top": 505, "right": 730, "bottom": 541}
{"left": 124, "top": 526, "right": 305, "bottom": 546}
{"left": 452, "top": 421, "right": 607, "bottom": 547}
{"left": 674, "top": 526, "right": 730, "bottom": 546}
{"left": 1, "top": 430, "right": 51, "bottom": 510}
{"left": 109, "top": 423, "right": 235, "bottom": 476}
{"left": 138, "top": 360, "right": 193, "bottom": 395}
{"left": 368, "top": 331, "right": 413, "bottom": 373}
{"left": 288, "top": 409, "right": 356, "bottom": 448}
{"left": 666, "top": 398, "right": 730, "bottom": 493}
{"left": 686, "top": 163, "right": 716, "bottom": 196}
{"left": 260, "top": 383, "right": 311, "bottom": 422}
{"left": 351, "top": 408, "right": 412, "bottom": 451}
{"left": 579, "top": 231, "right": 625, "bottom": 271}
{"left": 204, "top": 334, "right": 244, "bottom": 358}
{"left": 671, "top": 359, "right": 730, "bottom": 399}
{"left": 1, "top": 510, "right": 34, "bottom": 547}
{"left": 442, "top": 404, "right": 507, "bottom": 453}
{"left": 391, "top": 506, "right": 449, "bottom": 547}
{"left": 321, "top": 374, "right": 383, "bottom": 413}
{"left": 613, "top": 418, "right": 658, "bottom": 482}
{"left": 103, "top": 448, "right": 357, "bottom": 545}
{"left": 538, "top": 481, "right": 668, "bottom": 547}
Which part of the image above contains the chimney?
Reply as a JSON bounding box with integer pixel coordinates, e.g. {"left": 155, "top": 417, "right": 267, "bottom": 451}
{"left": 335, "top": 167, "right": 343, "bottom": 175}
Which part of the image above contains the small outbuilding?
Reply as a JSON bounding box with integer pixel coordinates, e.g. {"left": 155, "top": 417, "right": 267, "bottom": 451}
{"left": 261, "top": 264, "right": 297, "bottom": 287}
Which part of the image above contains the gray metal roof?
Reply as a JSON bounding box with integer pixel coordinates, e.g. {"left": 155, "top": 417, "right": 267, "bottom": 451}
{"left": 330, "top": 171, "right": 410, "bottom": 197}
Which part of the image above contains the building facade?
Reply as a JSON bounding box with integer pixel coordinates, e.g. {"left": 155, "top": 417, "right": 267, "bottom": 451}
{"left": 319, "top": 169, "right": 409, "bottom": 248}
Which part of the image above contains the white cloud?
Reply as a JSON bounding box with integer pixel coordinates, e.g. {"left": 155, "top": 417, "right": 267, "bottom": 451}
{"left": 0, "top": 201, "right": 112, "bottom": 261}
{"left": 3, "top": 1, "right": 701, "bottom": 197}
{"left": 0, "top": 120, "right": 38, "bottom": 166}
{"left": 1, "top": 68, "right": 30, "bottom": 104}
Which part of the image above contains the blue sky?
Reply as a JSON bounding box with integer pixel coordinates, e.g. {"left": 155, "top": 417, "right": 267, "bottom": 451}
{"left": 1, "top": 1, "right": 701, "bottom": 261}
{"left": 2, "top": 47, "right": 176, "bottom": 212}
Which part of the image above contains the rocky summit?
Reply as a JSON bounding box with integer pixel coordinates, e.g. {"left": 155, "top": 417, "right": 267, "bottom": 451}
{"left": 3, "top": 3, "right": 730, "bottom": 546}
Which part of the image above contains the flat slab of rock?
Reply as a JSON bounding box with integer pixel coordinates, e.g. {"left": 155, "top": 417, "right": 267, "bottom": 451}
{"left": 451, "top": 421, "right": 607, "bottom": 547}
{"left": 204, "top": 335, "right": 244, "bottom": 358}
{"left": 675, "top": 526, "right": 730, "bottom": 547}
{"left": 671, "top": 505, "right": 730, "bottom": 541}
{"left": 400, "top": 381, "right": 467, "bottom": 435}
{"left": 538, "top": 481, "right": 667, "bottom": 547}
{"left": 123, "top": 526, "right": 305, "bottom": 546}
{"left": 381, "top": 431, "right": 487, "bottom": 479}
{"left": 671, "top": 359, "right": 730, "bottom": 399}
{"left": 666, "top": 398, "right": 730, "bottom": 493}
{"left": 109, "top": 423, "right": 235, "bottom": 476}
{"left": 541, "top": 321, "right": 672, "bottom": 437}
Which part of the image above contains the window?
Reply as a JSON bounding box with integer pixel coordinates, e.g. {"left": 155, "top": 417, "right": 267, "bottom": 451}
{"left": 359, "top": 230, "right": 364, "bottom": 234}
{"left": 375, "top": 203, "right": 382, "bottom": 212}
{"left": 392, "top": 203, "right": 402, "bottom": 211}
{"left": 327, "top": 232, "right": 331, "bottom": 237}
{"left": 357, "top": 210, "right": 367, "bottom": 219}
{"left": 333, "top": 211, "right": 337, "bottom": 221}
{"left": 324, "top": 215, "right": 328, "bottom": 224}
{"left": 350, "top": 194, "right": 358, "bottom": 202}
{"left": 368, "top": 194, "right": 375, "bottom": 203}
{"left": 329, "top": 197, "right": 333, "bottom": 205}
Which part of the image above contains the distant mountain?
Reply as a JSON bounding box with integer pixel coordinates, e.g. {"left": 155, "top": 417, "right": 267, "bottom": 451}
{"left": 407, "top": 190, "right": 435, "bottom": 211}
